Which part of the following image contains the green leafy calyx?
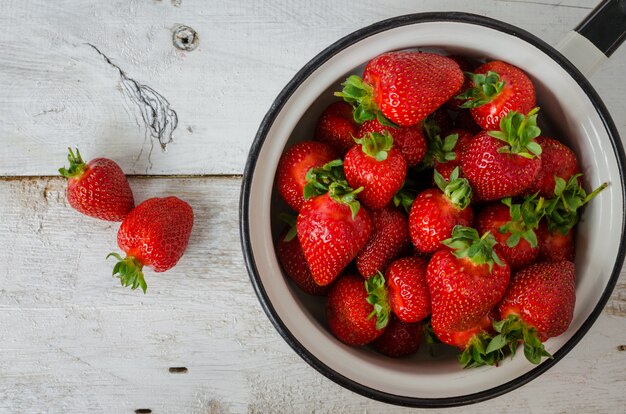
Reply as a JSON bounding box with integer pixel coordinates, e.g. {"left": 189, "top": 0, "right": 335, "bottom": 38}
{"left": 487, "top": 108, "right": 542, "bottom": 159}
{"left": 442, "top": 226, "right": 505, "bottom": 272}
{"left": 328, "top": 181, "right": 363, "bottom": 220}
{"left": 488, "top": 314, "right": 553, "bottom": 365}
{"left": 459, "top": 332, "right": 502, "bottom": 368}
{"left": 457, "top": 71, "right": 506, "bottom": 108}
{"left": 106, "top": 253, "right": 147, "bottom": 294}
{"left": 59, "top": 147, "right": 87, "bottom": 179}
{"left": 498, "top": 194, "right": 545, "bottom": 248}
{"left": 434, "top": 167, "right": 472, "bottom": 210}
{"left": 334, "top": 75, "right": 394, "bottom": 126}
{"left": 365, "top": 272, "right": 390, "bottom": 330}
{"left": 303, "top": 159, "right": 345, "bottom": 200}
{"left": 424, "top": 132, "right": 460, "bottom": 168}
{"left": 354, "top": 131, "right": 394, "bottom": 161}
{"left": 278, "top": 213, "right": 298, "bottom": 242}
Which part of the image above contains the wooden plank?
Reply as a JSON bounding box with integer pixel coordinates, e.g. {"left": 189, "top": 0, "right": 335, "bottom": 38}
{"left": 1, "top": 0, "right": 623, "bottom": 176}
{"left": 0, "top": 176, "right": 624, "bottom": 413}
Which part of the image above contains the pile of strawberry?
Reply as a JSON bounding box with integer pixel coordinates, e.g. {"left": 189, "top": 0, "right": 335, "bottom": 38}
{"left": 59, "top": 149, "right": 193, "bottom": 293}
{"left": 275, "top": 51, "right": 607, "bottom": 367}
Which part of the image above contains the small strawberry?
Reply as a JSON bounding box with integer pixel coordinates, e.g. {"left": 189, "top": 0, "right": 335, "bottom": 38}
{"left": 276, "top": 141, "right": 338, "bottom": 212}
{"left": 344, "top": 131, "right": 407, "bottom": 210}
{"left": 314, "top": 101, "right": 359, "bottom": 155}
{"left": 326, "top": 273, "right": 390, "bottom": 346}
{"left": 460, "top": 108, "right": 543, "bottom": 201}
{"left": 372, "top": 316, "right": 422, "bottom": 358}
{"left": 277, "top": 215, "right": 329, "bottom": 296}
{"left": 357, "top": 119, "right": 427, "bottom": 167}
{"left": 409, "top": 168, "right": 474, "bottom": 254}
{"left": 107, "top": 197, "right": 194, "bottom": 293}
{"left": 427, "top": 226, "right": 510, "bottom": 333}
{"left": 59, "top": 148, "right": 134, "bottom": 221}
{"left": 475, "top": 195, "right": 545, "bottom": 271}
{"left": 536, "top": 220, "right": 575, "bottom": 262}
{"left": 386, "top": 257, "right": 430, "bottom": 323}
{"left": 297, "top": 183, "right": 372, "bottom": 286}
{"left": 491, "top": 261, "right": 576, "bottom": 364}
{"left": 525, "top": 136, "right": 580, "bottom": 197}
{"left": 356, "top": 206, "right": 410, "bottom": 279}
{"left": 336, "top": 51, "right": 464, "bottom": 126}
{"left": 457, "top": 60, "right": 536, "bottom": 130}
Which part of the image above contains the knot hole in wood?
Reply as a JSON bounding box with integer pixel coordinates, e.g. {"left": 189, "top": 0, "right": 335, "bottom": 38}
{"left": 173, "top": 25, "right": 199, "bottom": 51}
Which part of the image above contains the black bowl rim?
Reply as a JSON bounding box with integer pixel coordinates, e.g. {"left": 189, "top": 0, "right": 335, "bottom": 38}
{"left": 239, "top": 11, "right": 626, "bottom": 408}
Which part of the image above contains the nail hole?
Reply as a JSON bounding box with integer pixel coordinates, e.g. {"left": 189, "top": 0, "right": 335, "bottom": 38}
{"left": 618, "top": 345, "right": 626, "bottom": 351}
{"left": 169, "top": 366, "right": 188, "bottom": 373}
{"left": 135, "top": 410, "right": 152, "bottom": 414}
{"left": 173, "top": 25, "right": 199, "bottom": 51}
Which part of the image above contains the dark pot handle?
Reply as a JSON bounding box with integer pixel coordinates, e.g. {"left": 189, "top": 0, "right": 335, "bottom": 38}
{"left": 557, "top": 0, "right": 626, "bottom": 77}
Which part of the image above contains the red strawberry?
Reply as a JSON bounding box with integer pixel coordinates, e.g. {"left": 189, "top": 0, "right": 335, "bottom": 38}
{"left": 460, "top": 109, "right": 542, "bottom": 201}
{"left": 445, "top": 55, "right": 475, "bottom": 109}
{"left": 427, "top": 226, "right": 510, "bottom": 333}
{"left": 59, "top": 148, "right": 134, "bottom": 221}
{"left": 409, "top": 168, "right": 474, "bottom": 254}
{"left": 326, "top": 273, "right": 389, "bottom": 346}
{"left": 372, "top": 317, "right": 422, "bottom": 358}
{"left": 474, "top": 196, "right": 544, "bottom": 271}
{"left": 108, "top": 197, "right": 194, "bottom": 293}
{"left": 357, "top": 119, "right": 427, "bottom": 167}
{"left": 457, "top": 60, "right": 536, "bottom": 130}
{"left": 356, "top": 206, "right": 410, "bottom": 279}
{"left": 276, "top": 141, "right": 338, "bottom": 212}
{"left": 428, "top": 129, "right": 473, "bottom": 181}
{"left": 536, "top": 220, "right": 575, "bottom": 262}
{"left": 386, "top": 256, "right": 430, "bottom": 323}
{"left": 297, "top": 186, "right": 372, "bottom": 286}
{"left": 493, "top": 261, "right": 576, "bottom": 364}
{"left": 277, "top": 217, "right": 329, "bottom": 296}
{"left": 526, "top": 136, "right": 580, "bottom": 197}
{"left": 314, "top": 101, "right": 359, "bottom": 155}
{"left": 336, "top": 51, "right": 464, "bottom": 126}
{"left": 344, "top": 131, "right": 407, "bottom": 210}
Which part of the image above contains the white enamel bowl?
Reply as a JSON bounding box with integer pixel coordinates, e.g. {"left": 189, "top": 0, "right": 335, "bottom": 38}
{"left": 240, "top": 13, "right": 625, "bottom": 407}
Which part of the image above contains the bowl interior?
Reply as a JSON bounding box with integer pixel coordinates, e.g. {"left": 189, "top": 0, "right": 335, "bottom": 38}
{"left": 246, "top": 18, "right": 624, "bottom": 402}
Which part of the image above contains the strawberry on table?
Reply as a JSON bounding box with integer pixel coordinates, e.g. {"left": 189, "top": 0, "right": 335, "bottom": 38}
{"left": 344, "top": 131, "right": 407, "bottom": 210}
{"left": 297, "top": 182, "right": 372, "bottom": 286}
{"left": 357, "top": 119, "right": 427, "bottom": 167}
{"left": 372, "top": 316, "right": 422, "bottom": 358}
{"left": 276, "top": 141, "right": 338, "bottom": 212}
{"left": 336, "top": 51, "right": 464, "bottom": 126}
{"left": 59, "top": 148, "right": 134, "bottom": 221}
{"left": 326, "top": 273, "right": 390, "bottom": 346}
{"left": 525, "top": 136, "right": 580, "bottom": 197}
{"left": 409, "top": 168, "right": 474, "bottom": 254}
{"left": 457, "top": 60, "right": 536, "bottom": 130}
{"left": 314, "top": 101, "right": 359, "bottom": 155}
{"left": 108, "top": 196, "right": 194, "bottom": 293}
{"left": 386, "top": 257, "right": 430, "bottom": 323}
{"left": 460, "top": 108, "right": 543, "bottom": 201}
{"left": 356, "top": 206, "right": 410, "bottom": 279}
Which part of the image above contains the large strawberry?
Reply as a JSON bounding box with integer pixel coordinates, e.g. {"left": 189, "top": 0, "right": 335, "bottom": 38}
{"left": 427, "top": 226, "right": 510, "bottom": 333}
{"left": 59, "top": 148, "right": 134, "bottom": 221}
{"left": 356, "top": 206, "right": 410, "bottom": 279}
{"left": 344, "top": 131, "right": 407, "bottom": 210}
{"left": 386, "top": 257, "right": 430, "bottom": 323}
{"left": 525, "top": 136, "right": 580, "bottom": 197}
{"left": 460, "top": 108, "right": 542, "bottom": 201}
{"left": 409, "top": 168, "right": 474, "bottom": 254}
{"left": 336, "top": 51, "right": 464, "bottom": 126}
{"left": 297, "top": 183, "right": 372, "bottom": 286}
{"left": 457, "top": 60, "right": 536, "bottom": 130}
{"left": 314, "top": 101, "right": 359, "bottom": 155}
{"left": 372, "top": 316, "right": 422, "bottom": 358}
{"left": 357, "top": 119, "right": 427, "bottom": 167}
{"left": 276, "top": 141, "right": 338, "bottom": 212}
{"left": 475, "top": 195, "right": 544, "bottom": 270}
{"left": 108, "top": 196, "right": 194, "bottom": 293}
{"left": 491, "top": 261, "right": 576, "bottom": 364}
{"left": 326, "top": 273, "right": 390, "bottom": 346}
{"left": 276, "top": 215, "right": 329, "bottom": 296}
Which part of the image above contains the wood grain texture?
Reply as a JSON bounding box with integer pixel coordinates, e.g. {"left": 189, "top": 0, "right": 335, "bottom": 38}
{"left": 0, "top": 0, "right": 624, "bottom": 176}
{"left": 0, "top": 176, "right": 624, "bottom": 413}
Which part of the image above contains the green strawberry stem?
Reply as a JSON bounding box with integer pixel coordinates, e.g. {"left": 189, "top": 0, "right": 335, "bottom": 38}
{"left": 499, "top": 194, "right": 545, "bottom": 248}
{"left": 59, "top": 147, "right": 87, "bottom": 179}
{"left": 434, "top": 167, "right": 472, "bottom": 210}
{"left": 487, "top": 314, "right": 553, "bottom": 365}
{"left": 334, "top": 75, "right": 395, "bottom": 126}
{"left": 442, "top": 226, "right": 505, "bottom": 273}
{"left": 365, "top": 272, "right": 390, "bottom": 330}
{"left": 544, "top": 175, "right": 608, "bottom": 234}
{"left": 328, "top": 181, "right": 363, "bottom": 220}
{"left": 355, "top": 131, "right": 394, "bottom": 161}
{"left": 278, "top": 213, "right": 298, "bottom": 242}
{"left": 457, "top": 71, "right": 506, "bottom": 108}
{"left": 303, "top": 159, "right": 345, "bottom": 200}
{"left": 459, "top": 332, "right": 503, "bottom": 368}
{"left": 488, "top": 108, "right": 542, "bottom": 159}
{"left": 107, "top": 253, "right": 147, "bottom": 294}
{"left": 423, "top": 132, "right": 460, "bottom": 168}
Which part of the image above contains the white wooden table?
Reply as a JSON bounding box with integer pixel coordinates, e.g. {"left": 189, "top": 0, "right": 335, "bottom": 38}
{"left": 1, "top": 1, "right": 625, "bottom": 412}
